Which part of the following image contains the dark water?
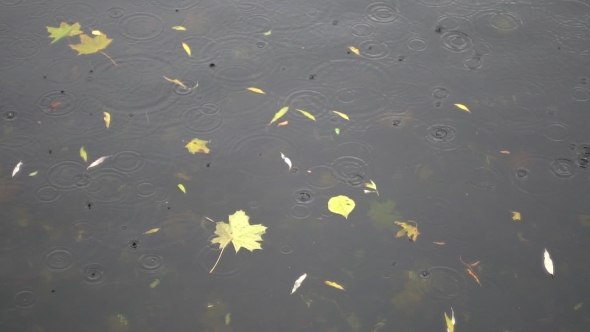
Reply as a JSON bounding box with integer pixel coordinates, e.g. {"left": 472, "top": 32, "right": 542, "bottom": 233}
{"left": 1, "top": 0, "right": 590, "bottom": 331}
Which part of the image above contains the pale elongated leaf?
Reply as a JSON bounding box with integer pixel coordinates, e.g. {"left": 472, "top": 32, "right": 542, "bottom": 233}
{"left": 544, "top": 248, "right": 554, "bottom": 277}
{"left": 12, "top": 161, "right": 22, "bottom": 178}
{"left": 87, "top": 155, "right": 112, "bottom": 170}
{"left": 291, "top": 273, "right": 307, "bottom": 294}
{"left": 280, "top": 152, "right": 292, "bottom": 171}
{"left": 297, "top": 109, "right": 316, "bottom": 121}
{"left": 182, "top": 42, "right": 191, "bottom": 56}
{"left": 454, "top": 103, "right": 470, "bottom": 113}
{"left": 268, "top": 106, "right": 289, "bottom": 126}
{"left": 331, "top": 110, "right": 350, "bottom": 120}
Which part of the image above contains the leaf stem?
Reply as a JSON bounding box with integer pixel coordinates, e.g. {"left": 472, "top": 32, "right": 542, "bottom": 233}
{"left": 100, "top": 51, "right": 118, "bottom": 66}
{"left": 209, "top": 237, "right": 232, "bottom": 274}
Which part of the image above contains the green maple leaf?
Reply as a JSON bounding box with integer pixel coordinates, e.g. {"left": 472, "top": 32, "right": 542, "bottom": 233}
{"left": 69, "top": 33, "right": 112, "bottom": 55}
{"left": 47, "top": 22, "right": 82, "bottom": 44}
{"left": 209, "top": 210, "right": 267, "bottom": 273}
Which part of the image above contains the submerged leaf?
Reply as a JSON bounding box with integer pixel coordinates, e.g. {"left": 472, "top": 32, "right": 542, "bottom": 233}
{"left": 325, "top": 280, "right": 346, "bottom": 291}
{"left": 328, "top": 195, "right": 356, "bottom": 219}
{"left": 268, "top": 106, "right": 289, "bottom": 126}
{"left": 296, "top": 109, "right": 316, "bottom": 121}
{"left": 394, "top": 220, "right": 420, "bottom": 241}
{"left": 182, "top": 42, "right": 191, "bottom": 56}
{"left": 185, "top": 138, "right": 210, "bottom": 154}
{"left": 247, "top": 87, "right": 266, "bottom": 94}
{"left": 331, "top": 110, "right": 350, "bottom": 121}
{"left": 80, "top": 146, "right": 88, "bottom": 162}
{"left": 69, "top": 34, "right": 112, "bottom": 55}
{"left": 47, "top": 22, "right": 82, "bottom": 44}
{"left": 454, "top": 103, "right": 470, "bottom": 113}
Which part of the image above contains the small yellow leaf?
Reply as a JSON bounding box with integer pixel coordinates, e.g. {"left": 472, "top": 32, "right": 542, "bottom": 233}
{"left": 364, "top": 179, "right": 379, "bottom": 195}
{"left": 297, "top": 109, "right": 316, "bottom": 121}
{"left": 349, "top": 46, "right": 360, "bottom": 56}
{"left": 91, "top": 30, "right": 102, "bottom": 36}
{"left": 182, "top": 42, "right": 192, "bottom": 56}
{"left": 172, "top": 26, "right": 186, "bottom": 31}
{"left": 185, "top": 138, "right": 210, "bottom": 154}
{"left": 103, "top": 111, "right": 111, "bottom": 129}
{"left": 445, "top": 309, "right": 455, "bottom": 332}
{"left": 247, "top": 87, "right": 266, "bottom": 94}
{"left": 143, "top": 228, "right": 160, "bottom": 234}
{"left": 511, "top": 211, "right": 521, "bottom": 221}
{"left": 29, "top": 171, "right": 38, "bottom": 177}
{"left": 328, "top": 195, "right": 355, "bottom": 219}
{"left": 149, "top": 279, "right": 160, "bottom": 288}
{"left": 263, "top": 30, "right": 272, "bottom": 36}
{"left": 324, "top": 280, "right": 346, "bottom": 291}
{"left": 331, "top": 110, "right": 350, "bottom": 121}
{"left": 395, "top": 220, "right": 420, "bottom": 241}
{"left": 268, "top": 106, "right": 289, "bottom": 126}
{"left": 454, "top": 103, "right": 471, "bottom": 113}
{"left": 178, "top": 183, "right": 186, "bottom": 194}
{"left": 80, "top": 146, "right": 88, "bottom": 162}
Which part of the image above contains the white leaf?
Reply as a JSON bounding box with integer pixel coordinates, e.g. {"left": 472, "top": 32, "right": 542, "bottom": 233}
{"left": 543, "top": 248, "right": 554, "bottom": 277}
{"left": 451, "top": 307, "right": 455, "bottom": 325}
{"left": 12, "top": 161, "right": 22, "bottom": 178}
{"left": 291, "top": 273, "right": 307, "bottom": 294}
{"left": 280, "top": 152, "right": 292, "bottom": 171}
{"left": 87, "top": 155, "right": 112, "bottom": 170}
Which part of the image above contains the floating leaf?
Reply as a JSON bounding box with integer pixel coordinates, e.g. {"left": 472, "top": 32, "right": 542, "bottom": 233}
{"left": 444, "top": 307, "right": 455, "bottom": 332}
{"left": 163, "top": 75, "right": 187, "bottom": 89}
{"left": 335, "top": 128, "right": 340, "bottom": 135}
{"left": 574, "top": 302, "right": 583, "bottom": 310}
{"left": 143, "top": 228, "right": 160, "bottom": 234}
{"left": 12, "top": 161, "right": 22, "bottom": 178}
{"left": 182, "top": 42, "right": 191, "bottom": 56}
{"left": 171, "top": 26, "right": 186, "bottom": 31}
{"left": 87, "top": 155, "right": 112, "bottom": 170}
{"left": 149, "top": 279, "right": 160, "bottom": 288}
{"left": 91, "top": 30, "right": 102, "bottom": 36}
{"left": 209, "top": 210, "right": 267, "bottom": 273}
{"left": 328, "top": 195, "right": 356, "bottom": 219}
{"left": 500, "top": 150, "right": 511, "bottom": 154}
{"left": 454, "top": 103, "right": 470, "bottom": 113}
{"left": 543, "top": 248, "right": 554, "bottom": 278}
{"left": 348, "top": 46, "right": 360, "bottom": 56}
{"left": 280, "top": 152, "right": 292, "bottom": 171}
{"left": 225, "top": 313, "right": 231, "bottom": 325}
{"left": 103, "top": 111, "right": 111, "bottom": 129}
{"left": 47, "top": 22, "right": 82, "bottom": 44}
{"left": 324, "top": 280, "right": 345, "bottom": 291}
{"left": 511, "top": 211, "right": 521, "bottom": 221}
{"left": 466, "top": 268, "right": 481, "bottom": 286}
{"left": 263, "top": 30, "right": 272, "bottom": 36}
{"left": 291, "top": 273, "right": 307, "bottom": 294}
{"left": 364, "top": 179, "right": 379, "bottom": 195}
{"left": 277, "top": 120, "right": 288, "bottom": 127}
{"left": 247, "top": 87, "right": 266, "bottom": 94}
{"left": 295, "top": 109, "right": 315, "bottom": 121}
{"left": 29, "top": 171, "right": 38, "bottom": 177}
{"left": 394, "top": 220, "right": 420, "bottom": 241}
{"left": 69, "top": 33, "right": 112, "bottom": 55}
{"left": 331, "top": 110, "right": 350, "bottom": 121}
{"left": 80, "top": 146, "right": 88, "bottom": 162}
{"left": 185, "top": 138, "right": 210, "bottom": 154}
{"left": 178, "top": 184, "right": 186, "bottom": 194}
{"left": 267, "top": 106, "right": 289, "bottom": 126}
{"left": 433, "top": 241, "right": 445, "bottom": 245}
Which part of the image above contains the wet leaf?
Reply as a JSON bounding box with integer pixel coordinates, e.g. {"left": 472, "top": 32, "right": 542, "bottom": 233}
{"left": 267, "top": 106, "right": 289, "bottom": 126}
{"left": 433, "top": 241, "right": 445, "bottom": 245}
{"left": 328, "top": 195, "right": 355, "bottom": 219}
{"left": 454, "top": 103, "right": 470, "bottom": 113}
{"left": 172, "top": 26, "right": 186, "bottom": 31}
{"left": 291, "top": 273, "right": 307, "bottom": 294}
{"left": 500, "top": 150, "right": 511, "bottom": 154}
{"left": 47, "top": 22, "right": 82, "bottom": 44}
{"left": 225, "top": 313, "right": 231, "bottom": 325}
{"left": 280, "top": 152, "right": 292, "bottom": 171}
{"left": 91, "top": 30, "right": 102, "bottom": 36}
{"left": 349, "top": 46, "right": 360, "bottom": 56}
{"left": 103, "top": 111, "right": 111, "bottom": 129}
{"left": 511, "top": 211, "right": 521, "bottom": 221}
{"left": 445, "top": 307, "right": 455, "bottom": 332}
{"left": 185, "top": 138, "right": 210, "bottom": 154}
{"left": 247, "top": 87, "right": 266, "bottom": 94}
{"left": 12, "top": 161, "right": 22, "bottom": 178}
{"left": 149, "top": 279, "right": 160, "bottom": 288}
{"left": 297, "top": 109, "right": 316, "bottom": 121}
{"left": 263, "top": 30, "right": 272, "bottom": 36}
{"left": 69, "top": 33, "right": 112, "bottom": 55}
{"left": 209, "top": 210, "right": 267, "bottom": 273}
{"left": 364, "top": 179, "right": 379, "bottom": 195}
{"left": 331, "top": 110, "right": 350, "bottom": 120}
{"left": 182, "top": 42, "right": 191, "bottom": 56}
{"left": 325, "top": 280, "right": 345, "bottom": 291}
{"left": 163, "top": 75, "right": 187, "bottom": 89}
{"left": 394, "top": 220, "right": 420, "bottom": 241}
{"left": 29, "top": 171, "right": 38, "bottom": 177}
{"left": 277, "top": 120, "right": 288, "bottom": 127}
{"left": 466, "top": 268, "right": 481, "bottom": 286}
{"left": 543, "top": 248, "right": 554, "bottom": 277}
{"left": 87, "top": 155, "right": 112, "bottom": 170}
{"left": 574, "top": 302, "right": 583, "bottom": 310}
{"left": 143, "top": 228, "right": 160, "bottom": 234}
{"left": 80, "top": 146, "right": 88, "bottom": 162}
{"left": 335, "top": 128, "right": 340, "bottom": 135}
{"left": 178, "top": 184, "right": 186, "bottom": 194}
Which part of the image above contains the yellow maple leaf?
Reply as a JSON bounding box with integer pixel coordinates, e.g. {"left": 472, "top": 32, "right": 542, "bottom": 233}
{"left": 69, "top": 33, "right": 112, "bottom": 55}
{"left": 209, "top": 210, "right": 267, "bottom": 273}
{"left": 394, "top": 220, "right": 420, "bottom": 241}
{"left": 47, "top": 22, "right": 82, "bottom": 44}
{"left": 185, "top": 138, "right": 210, "bottom": 154}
